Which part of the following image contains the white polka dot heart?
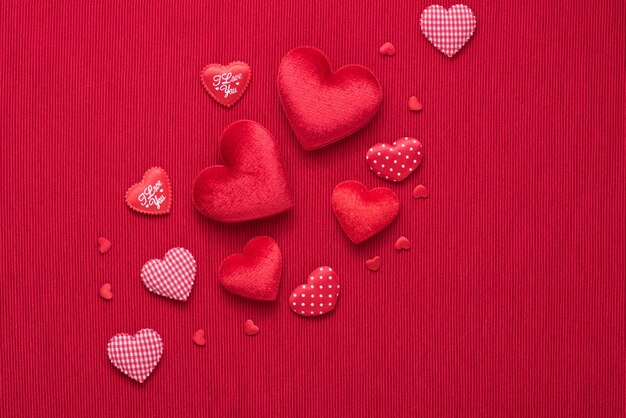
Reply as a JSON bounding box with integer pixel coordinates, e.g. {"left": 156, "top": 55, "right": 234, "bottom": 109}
{"left": 289, "top": 266, "right": 340, "bottom": 317}
{"left": 366, "top": 137, "right": 423, "bottom": 182}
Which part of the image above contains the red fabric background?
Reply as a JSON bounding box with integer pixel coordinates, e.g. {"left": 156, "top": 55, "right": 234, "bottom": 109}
{"left": 1, "top": 1, "right": 624, "bottom": 416}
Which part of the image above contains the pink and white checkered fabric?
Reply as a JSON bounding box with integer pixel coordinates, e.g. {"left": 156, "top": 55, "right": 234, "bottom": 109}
{"left": 420, "top": 4, "right": 476, "bottom": 58}
{"left": 107, "top": 329, "right": 163, "bottom": 383}
{"left": 141, "top": 247, "right": 196, "bottom": 301}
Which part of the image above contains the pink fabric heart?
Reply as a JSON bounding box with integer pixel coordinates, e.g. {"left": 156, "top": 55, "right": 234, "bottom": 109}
{"left": 141, "top": 247, "right": 196, "bottom": 301}
{"left": 420, "top": 4, "right": 476, "bottom": 57}
{"left": 107, "top": 329, "right": 163, "bottom": 383}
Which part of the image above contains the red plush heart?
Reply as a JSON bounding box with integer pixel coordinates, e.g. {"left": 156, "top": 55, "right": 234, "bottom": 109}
{"left": 107, "top": 329, "right": 163, "bottom": 383}
{"left": 244, "top": 319, "right": 259, "bottom": 336}
{"left": 192, "top": 329, "right": 206, "bottom": 346}
{"left": 97, "top": 236, "right": 112, "bottom": 254}
{"left": 219, "top": 236, "right": 282, "bottom": 301}
{"left": 125, "top": 167, "right": 172, "bottom": 215}
{"left": 277, "top": 46, "right": 382, "bottom": 150}
{"left": 395, "top": 236, "right": 411, "bottom": 250}
{"left": 99, "top": 283, "right": 113, "bottom": 300}
{"left": 365, "top": 256, "right": 381, "bottom": 271}
{"left": 332, "top": 181, "right": 400, "bottom": 244}
{"left": 289, "top": 266, "right": 340, "bottom": 317}
{"left": 193, "top": 120, "right": 293, "bottom": 222}
{"left": 141, "top": 247, "right": 196, "bottom": 301}
{"left": 366, "top": 137, "right": 423, "bottom": 182}
{"left": 201, "top": 61, "right": 251, "bottom": 108}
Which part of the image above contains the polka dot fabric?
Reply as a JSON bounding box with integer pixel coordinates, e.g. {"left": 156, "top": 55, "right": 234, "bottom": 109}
{"left": 366, "top": 137, "right": 423, "bottom": 182}
{"left": 289, "top": 267, "right": 340, "bottom": 317}
{"left": 420, "top": 4, "right": 476, "bottom": 58}
{"left": 141, "top": 247, "right": 197, "bottom": 301}
{"left": 107, "top": 329, "right": 163, "bottom": 383}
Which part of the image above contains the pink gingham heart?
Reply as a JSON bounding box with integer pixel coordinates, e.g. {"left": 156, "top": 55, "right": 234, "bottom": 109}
{"left": 420, "top": 4, "right": 476, "bottom": 57}
{"left": 141, "top": 247, "right": 196, "bottom": 301}
{"left": 107, "top": 329, "right": 163, "bottom": 383}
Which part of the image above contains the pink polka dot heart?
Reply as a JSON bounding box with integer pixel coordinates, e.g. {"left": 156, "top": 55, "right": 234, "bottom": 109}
{"left": 289, "top": 266, "right": 340, "bottom": 317}
{"left": 366, "top": 137, "right": 423, "bottom": 182}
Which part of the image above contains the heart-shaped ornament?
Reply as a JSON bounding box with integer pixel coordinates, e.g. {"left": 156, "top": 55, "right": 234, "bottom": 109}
{"left": 201, "top": 61, "right": 251, "bottom": 108}
{"left": 332, "top": 181, "right": 400, "bottom": 244}
{"left": 98, "top": 236, "right": 112, "bottom": 254}
{"left": 219, "top": 236, "right": 282, "bottom": 301}
{"left": 278, "top": 46, "right": 382, "bottom": 150}
{"left": 141, "top": 247, "right": 196, "bottom": 301}
{"left": 125, "top": 167, "right": 172, "bottom": 215}
{"left": 420, "top": 4, "right": 476, "bottom": 57}
{"left": 289, "top": 266, "right": 340, "bottom": 317}
{"left": 244, "top": 319, "right": 260, "bottom": 336}
{"left": 193, "top": 120, "right": 293, "bottom": 222}
{"left": 107, "top": 329, "right": 163, "bottom": 383}
{"left": 366, "top": 137, "right": 423, "bottom": 182}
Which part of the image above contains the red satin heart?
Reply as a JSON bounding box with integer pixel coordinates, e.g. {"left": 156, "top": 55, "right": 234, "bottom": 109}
{"left": 332, "top": 181, "right": 400, "bottom": 244}
{"left": 277, "top": 46, "right": 382, "bottom": 150}
{"left": 125, "top": 167, "right": 172, "bottom": 215}
{"left": 193, "top": 120, "right": 293, "bottom": 222}
{"left": 366, "top": 137, "right": 423, "bottom": 182}
{"left": 201, "top": 61, "right": 251, "bottom": 108}
{"left": 219, "top": 236, "right": 282, "bottom": 301}
{"left": 289, "top": 266, "right": 340, "bottom": 317}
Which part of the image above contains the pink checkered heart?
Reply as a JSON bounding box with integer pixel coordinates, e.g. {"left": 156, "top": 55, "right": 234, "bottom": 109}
{"left": 141, "top": 247, "right": 196, "bottom": 301}
{"left": 420, "top": 4, "right": 476, "bottom": 57}
{"left": 107, "top": 329, "right": 163, "bottom": 383}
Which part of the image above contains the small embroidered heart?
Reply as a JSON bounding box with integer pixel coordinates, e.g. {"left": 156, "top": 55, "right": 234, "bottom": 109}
{"left": 125, "top": 167, "right": 172, "bottom": 215}
{"left": 141, "top": 247, "right": 196, "bottom": 301}
{"left": 413, "top": 184, "right": 429, "bottom": 199}
{"left": 244, "top": 320, "right": 259, "bottom": 336}
{"left": 290, "top": 267, "right": 340, "bottom": 316}
{"left": 98, "top": 237, "right": 112, "bottom": 254}
{"left": 201, "top": 61, "right": 251, "bottom": 108}
{"left": 408, "top": 96, "right": 423, "bottom": 111}
{"left": 192, "top": 329, "right": 206, "bottom": 346}
{"left": 420, "top": 4, "right": 476, "bottom": 58}
{"left": 99, "top": 283, "right": 113, "bottom": 300}
{"left": 107, "top": 329, "right": 163, "bottom": 383}
{"left": 395, "top": 236, "right": 411, "bottom": 250}
{"left": 379, "top": 42, "right": 396, "bottom": 56}
{"left": 365, "top": 256, "right": 381, "bottom": 271}
{"left": 366, "top": 138, "right": 423, "bottom": 182}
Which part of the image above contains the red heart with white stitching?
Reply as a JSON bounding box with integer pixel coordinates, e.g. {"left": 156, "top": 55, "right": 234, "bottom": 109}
{"left": 125, "top": 167, "right": 172, "bottom": 215}
{"left": 420, "top": 4, "right": 476, "bottom": 58}
{"left": 107, "top": 329, "right": 163, "bottom": 383}
{"left": 289, "top": 266, "right": 340, "bottom": 317}
{"left": 366, "top": 137, "right": 423, "bottom": 182}
{"left": 201, "top": 61, "right": 251, "bottom": 108}
{"left": 141, "top": 247, "right": 196, "bottom": 301}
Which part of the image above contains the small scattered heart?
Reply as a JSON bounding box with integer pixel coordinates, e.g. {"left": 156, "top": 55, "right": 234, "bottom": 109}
{"left": 192, "top": 329, "right": 206, "bottom": 346}
{"left": 107, "top": 329, "right": 163, "bottom": 383}
{"left": 244, "top": 320, "right": 259, "bottom": 336}
{"left": 413, "top": 185, "right": 429, "bottom": 199}
{"left": 395, "top": 236, "right": 411, "bottom": 250}
{"left": 408, "top": 96, "right": 423, "bottom": 111}
{"left": 141, "top": 247, "right": 196, "bottom": 301}
{"left": 289, "top": 266, "right": 340, "bottom": 317}
{"left": 420, "top": 4, "right": 476, "bottom": 58}
{"left": 201, "top": 61, "right": 251, "bottom": 108}
{"left": 379, "top": 42, "right": 396, "bottom": 56}
{"left": 98, "top": 237, "right": 112, "bottom": 254}
{"left": 125, "top": 167, "right": 172, "bottom": 215}
{"left": 366, "top": 138, "right": 423, "bottom": 183}
{"left": 99, "top": 283, "right": 113, "bottom": 300}
{"left": 365, "top": 256, "right": 381, "bottom": 271}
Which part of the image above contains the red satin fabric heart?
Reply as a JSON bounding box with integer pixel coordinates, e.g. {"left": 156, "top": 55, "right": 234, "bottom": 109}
{"left": 125, "top": 167, "right": 172, "bottom": 215}
{"left": 289, "top": 266, "right": 340, "bottom": 317}
{"left": 366, "top": 137, "right": 423, "bottom": 182}
{"left": 193, "top": 120, "right": 293, "bottom": 222}
{"left": 277, "top": 46, "right": 382, "bottom": 150}
{"left": 107, "top": 329, "right": 163, "bottom": 383}
{"left": 219, "top": 236, "right": 282, "bottom": 301}
{"left": 201, "top": 61, "right": 251, "bottom": 108}
{"left": 332, "top": 181, "right": 400, "bottom": 244}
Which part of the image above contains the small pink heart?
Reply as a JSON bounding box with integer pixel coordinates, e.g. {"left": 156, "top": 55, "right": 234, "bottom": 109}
{"left": 192, "top": 329, "right": 206, "bottom": 346}
{"left": 379, "top": 42, "right": 396, "bottom": 56}
{"left": 244, "top": 320, "right": 259, "bottom": 336}
{"left": 395, "top": 236, "right": 411, "bottom": 250}
{"left": 413, "top": 185, "right": 429, "bottom": 199}
{"left": 408, "top": 96, "right": 423, "bottom": 111}
{"left": 99, "top": 283, "right": 113, "bottom": 300}
{"left": 98, "top": 237, "right": 112, "bottom": 254}
{"left": 365, "top": 256, "right": 381, "bottom": 271}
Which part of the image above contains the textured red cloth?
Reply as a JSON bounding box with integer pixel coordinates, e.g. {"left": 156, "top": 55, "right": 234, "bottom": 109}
{"left": 0, "top": 1, "right": 624, "bottom": 417}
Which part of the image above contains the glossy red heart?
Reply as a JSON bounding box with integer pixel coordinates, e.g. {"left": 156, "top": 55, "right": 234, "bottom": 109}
{"left": 332, "top": 181, "right": 400, "bottom": 244}
{"left": 219, "top": 236, "right": 282, "bottom": 301}
{"left": 125, "top": 167, "right": 172, "bottom": 215}
{"left": 277, "top": 46, "right": 382, "bottom": 150}
{"left": 201, "top": 61, "right": 251, "bottom": 108}
{"left": 193, "top": 120, "right": 293, "bottom": 222}
{"left": 367, "top": 137, "right": 423, "bottom": 182}
{"left": 289, "top": 266, "right": 340, "bottom": 317}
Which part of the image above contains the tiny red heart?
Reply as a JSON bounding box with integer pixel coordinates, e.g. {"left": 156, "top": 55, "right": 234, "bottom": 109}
{"left": 395, "top": 236, "right": 411, "bottom": 250}
{"left": 408, "top": 96, "right": 423, "bottom": 111}
{"left": 289, "top": 266, "right": 340, "bottom": 317}
{"left": 366, "top": 138, "right": 423, "bottom": 183}
{"left": 244, "top": 320, "right": 259, "bottom": 336}
{"left": 365, "top": 256, "right": 381, "bottom": 271}
{"left": 192, "top": 329, "right": 206, "bottom": 346}
{"left": 125, "top": 167, "right": 172, "bottom": 215}
{"left": 413, "top": 184, "right": 429, "bottom": 199}
{"left": 98, "top": 237, "right": 112, "bottom": 254}
{"left": 379, "top": 42, "right": 396, "bottom": 56}
{"left": 201, "top": 61, "right": 251, "bottom": 108}
{"left": 99, "top": 283, "right": 113, "bottom": 300}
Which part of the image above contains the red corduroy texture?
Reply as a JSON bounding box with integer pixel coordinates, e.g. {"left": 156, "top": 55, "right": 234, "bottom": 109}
{"left": 0, "top": 1, "right": 625, "bottom": 417}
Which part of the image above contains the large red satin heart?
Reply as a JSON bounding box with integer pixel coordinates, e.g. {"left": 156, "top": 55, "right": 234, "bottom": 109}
{"left": 125, "top": 167, "right": 172, "bottom": 215}
{"left": 201, "top": 61, "right": 251, "bottom": 108}
{"left": 192, "top": 120, "right": 293, "bottom": 222}
{"left": 277, "top": 46, "right": 382, "bottom": 150}
{"left": 219, "top": 236, "right": 282, "bottom": 301}
{"left": 332, "top": 181, "right": 400, "bottom": 244}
